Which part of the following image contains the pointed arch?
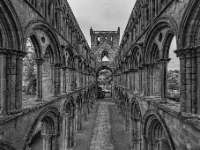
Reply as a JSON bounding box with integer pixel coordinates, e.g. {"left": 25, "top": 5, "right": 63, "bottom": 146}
{"left": 24, "top": 19, "right": 61, "bottom": 63}
{"left": 178, "top": 0, "right": 200, "bottom": 48}
{"left": 0, "top": 0, "right": 23, "bottom": 50}
{"left": 144, "top": 16, "right": 178, "bottom": 63}
{"left": 0, "top": 142, "right": 16, "bottom": 150}
{"left": 23, "top": 107, "right": 60, "bottom": 150}
{"left": 143, "top": 110, "right": 176, "bottom": 150}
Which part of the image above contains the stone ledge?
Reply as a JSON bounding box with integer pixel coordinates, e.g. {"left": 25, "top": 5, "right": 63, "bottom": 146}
{"left": 0, "top": 86, "right": 95, "bottom": 124}
{"left": 116, "top": 86, "right": 200, "bottom": 130}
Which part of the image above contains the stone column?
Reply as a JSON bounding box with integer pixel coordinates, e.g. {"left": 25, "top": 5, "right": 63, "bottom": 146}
{"left": 62, "top": 67, "right": 67, "bottom": 93}
{"left": 62, "top": 114, "right": 68, "bottom": 149}
{"left": 159, "top": 59, "right": 170, "bottom": 103}
{"left": 124, "top": 110, "right": 129, "bottom": 133}
{"left": 75, "top": 106, "right": 82, "bottom": 132}
{"left": 51, "top": 64, "right": 61, "bottom": 97}
{"left": 35, "top": 58, "right": 45, "bottom": 101}
{"left": 15, "top": 54, "right": 25, "bottom": 111}
{"left": 76, "top": 71, "right": 80, "bottom": 89}
{"left": 55, "top": 7, "right": 62, "bottom": 32}
{"left": 42, "top": 134, "right": 52, "bottom": 150}
{"left": 69, "top": 69, "right": 75, "bottom": 91}
{"left": 70, "top": 116, "right": 75, "bottom": 148}
{"left": 175, "top": 48, "right": 197, "bottom": 113}
{"left": 0, "top": 51, "right": 7, "bottom": 114}
{"left": 149, "top": 64, "right": 154, "bottom": 96}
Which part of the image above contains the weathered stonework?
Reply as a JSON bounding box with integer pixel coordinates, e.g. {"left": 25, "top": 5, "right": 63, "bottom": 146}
{"left": 114, "top": 0, "right": 200, "bottom": 150}
{"left": 0, "top": 0, "right": 96, "bottom": 149}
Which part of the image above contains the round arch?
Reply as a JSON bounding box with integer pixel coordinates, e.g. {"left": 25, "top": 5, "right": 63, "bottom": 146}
{"left": 143, "top": 110, "right": 176, "bottom": 150}
{"left": 0, "top": 0, "right": 23, "bottom": 50}
{"left": 96, "top": 66, "right": 113, "bottom": 77}
{"left": 0, "top": 142, "right": 16, "bottom": 150}
{"left": 130, "top": 99, "right": 142, "bottom": 150}
{"left": 130, "top": 45, "right": 143, "bottom": 68}
{"left": 23, "top": 107, "right": 60, "bottom": 150}
{"left": 178, "top": 0, "right": 200, "bottom": 48}
{"left": 24, "top": 19, "right": 61, "bottom": 63}
{"left": 144, "top": 16, "right": 178, "bottom": 63}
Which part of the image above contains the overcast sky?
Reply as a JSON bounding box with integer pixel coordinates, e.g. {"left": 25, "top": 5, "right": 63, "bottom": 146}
{"left": 68, "top": 0, "right": 179, "bottom": 70}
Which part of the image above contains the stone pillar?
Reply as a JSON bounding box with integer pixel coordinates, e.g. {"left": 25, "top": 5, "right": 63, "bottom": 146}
{"left": 51, "top": 64, "right": 61, "bottom": 97}
{"left": 0, "top": 51, "right": 7, "bottom": 114}
{"left": 76, "top": 71, "right": 80, "bottom": 89}
{"left": 197, "top": 48, "right": 200, "bottom": 114}
{"left": 75, "top": 106, "right": 82, "bottom": 132}
{"left": 138, "top": 67, "right": 143, "bottom": 94}
{"left": 35, "top": 58, "right": 45, "bottom": 101}
{"left": 16, "top": 55, "right": 23, "bottom": 111}
{"left": 68, "top": 68, "right": 74, "bottom": 91}
{"left": 159, "top": 59, "right": 170, "bottom": 103}
{"left": 175, "top": 48, "right": 197, "bottom": 113}
{"left": 42, "top": 135, "right": 52, "bottom": 150}
{"left": 124, "top": 110, "right": 129, "bottom": 133}
{"left": 62, "top": 114, "right": 68, "bottom": 149}
{"left": 70, "top": 116, "right": 75, "bottom": 148}
{"left": 62, "top": 67, "right": 67, "bottom": 93}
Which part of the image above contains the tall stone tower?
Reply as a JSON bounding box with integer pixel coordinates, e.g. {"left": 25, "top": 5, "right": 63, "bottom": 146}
{"left": 90, "top": 28, "right": 120, "bottom": 67}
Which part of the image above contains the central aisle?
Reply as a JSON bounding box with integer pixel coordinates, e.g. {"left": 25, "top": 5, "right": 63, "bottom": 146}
{"left": 90, "top": 102, "right": 115, "bottom": 150}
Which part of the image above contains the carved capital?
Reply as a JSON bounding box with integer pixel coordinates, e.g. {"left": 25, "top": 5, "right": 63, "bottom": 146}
{"left": 174, "top": 46, "right": 199, "bottom": 58}
{"left": 35, "top": 58, "right": 45, "bottom": 65}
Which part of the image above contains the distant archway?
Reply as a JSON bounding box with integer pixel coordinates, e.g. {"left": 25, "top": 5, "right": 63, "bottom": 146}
{"left": 96, "top": 66, "right": 113, "bottom": 99}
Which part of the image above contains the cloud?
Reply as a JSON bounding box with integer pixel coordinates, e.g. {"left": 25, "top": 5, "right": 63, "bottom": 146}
{"left": 68, "top": 0, "right": 179, "bottom": 70}
{"left": 68, "top": 0, "right": 136, "bottom": 46}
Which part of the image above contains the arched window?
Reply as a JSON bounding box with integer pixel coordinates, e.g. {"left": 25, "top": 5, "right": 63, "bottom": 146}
{"left": 101, "top": 50, "right": 109, "bottom": 61}
{"left": 97, "top": 36, "right": 100, "bottom": 45}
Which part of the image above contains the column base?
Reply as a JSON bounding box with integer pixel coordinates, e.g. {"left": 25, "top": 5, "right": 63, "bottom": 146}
{"left": 160, "top": 99, "right": 168, "bottom": 103}
{"left": 67, "top": 143, "right": 76, "bottom": 150}
{"left": 124, "top": 129, "right": 132, "bottom": 134}
{"left": 35, "top": 98, "right": 43, "bottom": 101}
{"left": 75, "top": 129, "right": 83, "bottom": 133}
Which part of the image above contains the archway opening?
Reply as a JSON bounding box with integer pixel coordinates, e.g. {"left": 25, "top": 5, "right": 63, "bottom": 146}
{"left": 166, "top": 36, "right": 180, "bottom": 102}
{"left": 101, "top": 50, "right": 109, "bottom": 61}
{"left": 22, "top": 38, "right": 37, "bottom": 100}
{"left": 102, "top": 56, "right": 109, "bottom": 61}
{"left": 28, "top": 116, "right": 57, "bottom": 150}
{"left": 97, "top": 69, "right": 112, "bottom": 99}
{"left": 144, "top": 115, "right": 174, "bottom": 150}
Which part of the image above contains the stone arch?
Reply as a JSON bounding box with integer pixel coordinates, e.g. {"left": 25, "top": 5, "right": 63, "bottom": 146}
{"left": 96, "top": 66, "right": 113, "bottom": 77}
{"left": 74, "top": 93, "right": 83, "bottom": 132}
{"left": 0, "top": 142, "right": 16, "bottom": 150}
{"left": 143, "top": 110, "right": 176, "bottom": 150}
{"left": 124, "top": 93, "right": 131, "bottom": 133}
{"left": 131, "top": 99, "right": 142, "bottom": 150}
{"left": 23, "top": 107, "right": 60, "bottom": 150}
{"left": 62, "top": 96, "right": 76, "bottom": 149}
{"left": 0, "top": 0, "right": 23, "bottom": 50}
{"left": 65, "top": 46, "right": 74, "bottom": 68}
{"left": 178, "top": 0, "right": 200, "bottom": 48}
{"left": 144, "top": 16, "right": 178, "bottom": 63}
{"left": 24, "top": 19, "right": 61, "bottom": 63}
{"left": 130, "top": 45, "right": 143, "bottom": 69}
{"left": 29, "top": 34, "right": 43, "bottom": 58}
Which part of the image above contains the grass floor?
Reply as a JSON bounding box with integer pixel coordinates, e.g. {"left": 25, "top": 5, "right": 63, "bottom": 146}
{"left": 74, "top": 102, "right": 99, "bottom": 150}
{"left": 109, "top": 104, "right": 132, "bottom": 150}
{"left": 74, "top": 98, "right": 132, "bottom": 150}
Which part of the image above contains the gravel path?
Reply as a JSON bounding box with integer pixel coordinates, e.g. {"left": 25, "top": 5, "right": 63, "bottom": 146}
{"left": 74, "top": 99, "right": 132, "bottom": 150}
{"left": 90, "top": 102, "right": 115, "bottom": 150}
